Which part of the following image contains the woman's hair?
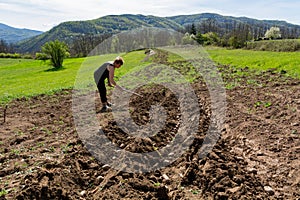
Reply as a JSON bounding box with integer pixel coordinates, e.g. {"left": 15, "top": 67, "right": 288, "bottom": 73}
{"left": 114, "top": 56, "right": 124, "bottom": 65}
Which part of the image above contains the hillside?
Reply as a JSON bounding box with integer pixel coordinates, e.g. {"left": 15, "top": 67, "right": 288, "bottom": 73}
{"left": 0, "top": 23, "right": 43, "bottom": 44}
{"left": 16, "top": 14, "right": 182, "bottom": 53}
{"left": 167, "top": 13, "right": 300, "bottom": 28}
{"left": 15, "top": 13, "right": 300, "bottom": 53}
{"left": 168, "top": 13, "right": 300, "bottom": 39}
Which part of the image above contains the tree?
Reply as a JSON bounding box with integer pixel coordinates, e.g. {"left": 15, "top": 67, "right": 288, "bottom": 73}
{"left": 42, "top": 40, "right": 69, "bottom": 69}
{"left": 200, "top": 19, "right": 219, "bottom": 34}
{"left": 184, "top": 23, "right": 197, "bottom": 35}
{"left": 194, "top": 33, "right": 205, "bottom": 45}
{"left": 0, "top": 40, "right": 8, "bottom": 53}
{"left": 225, "top": 23, "right": 252, "bottom": 48}
{"left": 0, "top": 39, "right": 14, "bottom": 53}
{"left": 191, "top": 23, "right": 197, "bottom": 35}
{"left": 265, "top": 27, "right": 281, "bottom": 39}
{"left": 228, "top": 36, "right": 242, "bottom": 48}
{"left": 202, "top": 32, "right": 220, "bottom": 45}
{"left": 182, "top": 33, "right": 196, "bottom": 44}
{"left": 70, "top": 33, "right": 111, "bottom": 57}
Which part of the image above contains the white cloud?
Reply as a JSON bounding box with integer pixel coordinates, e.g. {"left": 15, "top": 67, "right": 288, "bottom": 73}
{"left": 0, "top": 0, "right": 300, "bottom": 31}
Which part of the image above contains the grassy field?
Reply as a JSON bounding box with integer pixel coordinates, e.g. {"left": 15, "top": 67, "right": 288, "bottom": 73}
{"left": 0, "top": 51, "right": 149, "bottom": 104}
{"left": 1, "top": 47, "right": 300, "bottom": 104}
{"left": 0, "top": 57, "right": 84, "bottom": 104}
{"left": 206, "top": 47, "right": 300, "bottom": 78}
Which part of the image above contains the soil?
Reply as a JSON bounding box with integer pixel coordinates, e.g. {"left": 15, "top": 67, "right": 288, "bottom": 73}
{"left": 0, "top": 64, "right": 299, "bottom": 199}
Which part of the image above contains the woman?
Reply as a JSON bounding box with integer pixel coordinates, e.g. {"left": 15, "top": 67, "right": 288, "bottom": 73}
{"left": 94, "top": 56, "right": 124, "bottom": 112}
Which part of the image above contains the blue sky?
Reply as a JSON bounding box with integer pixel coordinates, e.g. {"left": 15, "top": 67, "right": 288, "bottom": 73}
{"left": 1, "top": 0, "right": 300, "bottom": 31}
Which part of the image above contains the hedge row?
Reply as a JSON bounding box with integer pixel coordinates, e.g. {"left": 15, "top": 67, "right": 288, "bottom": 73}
{"left": 0, "top": 53, "right": 33, "bottom": 59}
{"left": 245, "top": 39, "right": 300, "bottom": 52}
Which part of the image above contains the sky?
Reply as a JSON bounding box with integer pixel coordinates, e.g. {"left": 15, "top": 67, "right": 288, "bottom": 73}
{"left": 1, "top": 0, "right": 300, "bottom": 32}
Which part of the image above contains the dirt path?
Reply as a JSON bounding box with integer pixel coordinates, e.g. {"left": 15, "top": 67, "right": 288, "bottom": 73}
{"left": 0, "top": 66, "right": 299, "bottom": 199}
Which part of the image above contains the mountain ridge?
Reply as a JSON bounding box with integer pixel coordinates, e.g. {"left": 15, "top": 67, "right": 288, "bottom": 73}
{"left": 2, "top": 13, "right": 300, "bottom": 53}
{"left": 0, "top": 23, "right": 43, "bottom": 44}
{"left": 16, "top": 14, "right": 183, "bottom": 53}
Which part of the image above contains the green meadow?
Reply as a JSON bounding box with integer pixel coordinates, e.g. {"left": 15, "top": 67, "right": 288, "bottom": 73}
{"left": 1, "top": 48, "right": 300, "bottom": 104}
{"left": 206, "top": 47, "right": 300, "bottom": 78}
{"left": 0, "top": 51, "right": 149, "bottom": 104}
{"left": 1, "top": 57, "right": 83, "bottom": 104}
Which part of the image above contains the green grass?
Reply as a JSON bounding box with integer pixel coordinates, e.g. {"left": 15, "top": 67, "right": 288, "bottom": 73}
{"left": 206, "top": 47, "right": 300, "bottom": 79}
{"left": 1, "top": 47, "right": 300, "bottom": 105}
{"left": 0, "top": 58, "right": 83, "bottom": 104}
{"left": 0, "top": 51, "right": 150, "bottom": 104}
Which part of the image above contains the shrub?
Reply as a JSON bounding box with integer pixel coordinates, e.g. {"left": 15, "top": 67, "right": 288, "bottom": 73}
{"left": 22, "top": 54, "right": 33, "bottom": 59}
{"left": 42, "top": 40, "right": 69, "bottom": 69}
{"left": 202, "top": 32, "right": 220, "bottom": 46}
{"left": 35, "top": 52, "right": 49, "bottom": 60}
{"left": 229, "top": 36, "right": 243, "bottom": 49}
{"left": 245, "top": 39, "right": 300, "bottom": 52}
{"left": 182, "top": 33, "right": 196, "bottom": 45}
{"left": 194, "top": 33, "right": 206, "bottom": 45}
{"left": 0, "top": 53, "right": 21, "bottom": 58}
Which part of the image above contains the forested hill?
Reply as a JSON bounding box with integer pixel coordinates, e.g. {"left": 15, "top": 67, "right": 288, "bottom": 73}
{"left": 168, "top": 13, "right": 300, "bottom": 39}
{"left": 16, "top": 13, "right": 300, "bottom": 53}
{"left": 16, "top": 14, "right": 182, "bottom": 53}
{"left": 167, "top": 13, "right": 298, "bottom": 28}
